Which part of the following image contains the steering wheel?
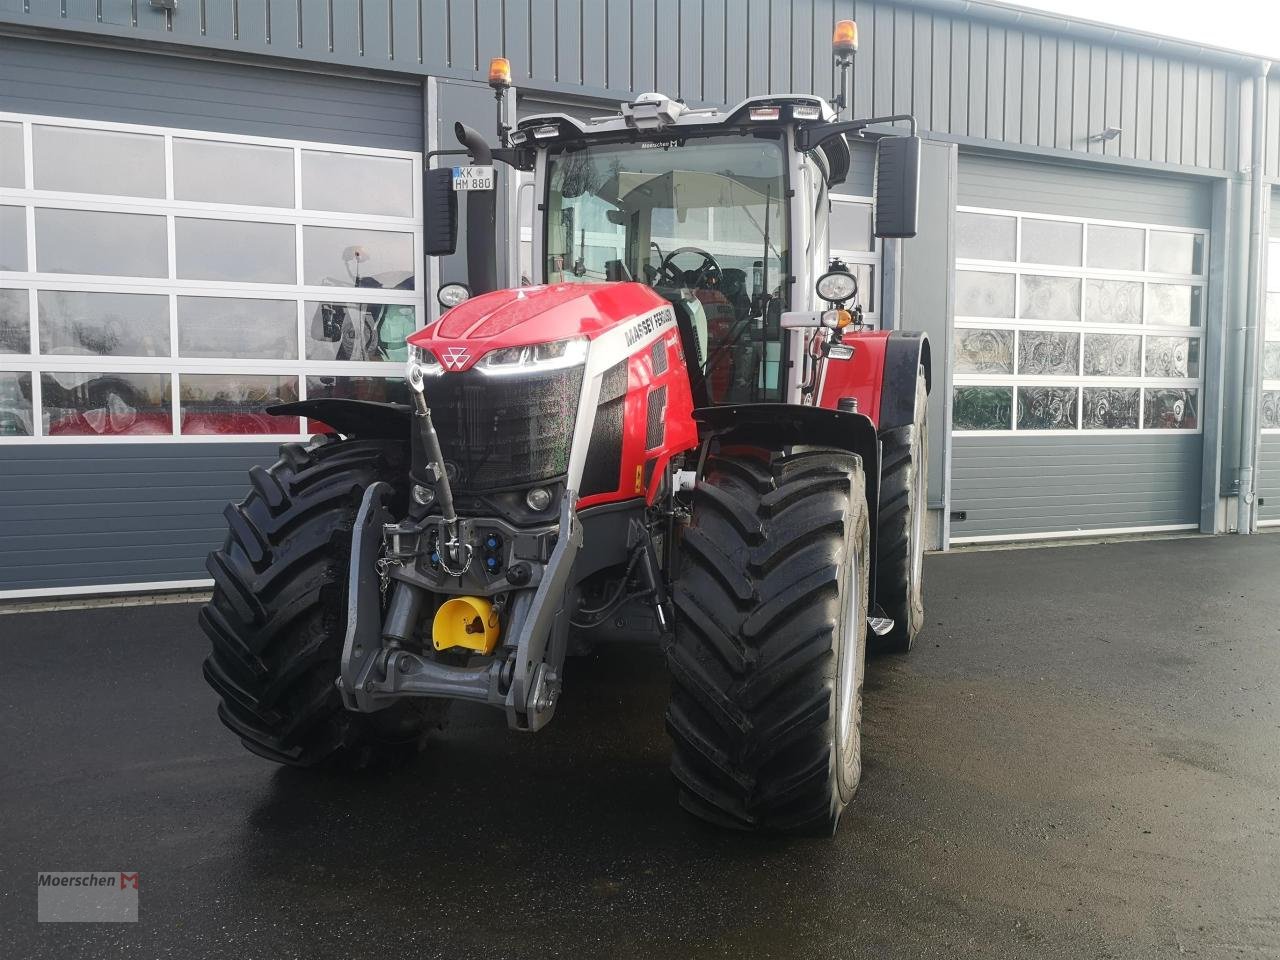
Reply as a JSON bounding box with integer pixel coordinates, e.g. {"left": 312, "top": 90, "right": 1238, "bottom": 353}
{"left": 658, "top": 246, "right": 724, "bottom": 289}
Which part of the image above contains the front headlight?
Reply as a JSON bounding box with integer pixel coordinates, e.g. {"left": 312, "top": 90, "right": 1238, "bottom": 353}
{"left": 475, "top": 336, "right": 588, "bottom": 375}
{"left": 816, "top": 269, "right": 858, "bottom": 304}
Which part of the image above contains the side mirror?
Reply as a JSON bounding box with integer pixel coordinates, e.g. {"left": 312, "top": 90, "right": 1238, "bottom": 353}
{"left": 424, "top": 167, "right": 459, "bottom": 256}
{"left": 874, "top": 135, "right": 920, "bottom": 239}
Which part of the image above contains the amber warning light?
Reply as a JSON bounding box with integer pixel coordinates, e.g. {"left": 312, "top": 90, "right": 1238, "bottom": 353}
{"left": 488, "top": 57, "right": 512, "bottom": 89}
{"left": 833, "top": 19, "right": 859, "bottom": 56}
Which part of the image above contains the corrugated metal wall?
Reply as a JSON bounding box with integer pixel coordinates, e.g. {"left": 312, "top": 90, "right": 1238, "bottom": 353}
{"left": 1257, "top": 190, "right": 1280, "bottom": 525}
{"left": 1, "top": 0, "right": 1272, "bottom": 176}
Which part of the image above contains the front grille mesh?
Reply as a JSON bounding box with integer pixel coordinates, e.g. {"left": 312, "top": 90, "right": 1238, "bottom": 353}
{"left": 423, "top": 365, "right": 583, "bottom": 491}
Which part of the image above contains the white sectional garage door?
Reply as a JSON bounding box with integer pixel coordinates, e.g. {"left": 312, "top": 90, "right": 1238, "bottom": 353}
{"left": 950, "top": 154, "right": 1211, "bottom": 543}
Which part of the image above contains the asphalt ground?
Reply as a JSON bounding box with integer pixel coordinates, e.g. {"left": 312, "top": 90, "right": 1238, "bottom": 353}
{"left": 1, "top": 534, "right": 1278, "bottom": 959}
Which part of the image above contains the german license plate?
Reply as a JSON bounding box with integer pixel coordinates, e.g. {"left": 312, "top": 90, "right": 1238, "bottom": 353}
{"left": 452, "top": 165, "right": 494, "bottom": 191}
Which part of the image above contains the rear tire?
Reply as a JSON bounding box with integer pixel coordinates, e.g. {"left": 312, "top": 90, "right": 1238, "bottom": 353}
{"left": 873, "top": 370, "right": 928, "bottom": 654}
{"left": 200, "top": 435, "right": 447, "bottom": 769}
{"left": 667, "top": 445, "right": 870, "bottom": 835}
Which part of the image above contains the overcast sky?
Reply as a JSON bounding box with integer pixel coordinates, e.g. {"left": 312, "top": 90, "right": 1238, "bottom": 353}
{"left": 1012, "top": 0, "right": 1280, "bottom": 60}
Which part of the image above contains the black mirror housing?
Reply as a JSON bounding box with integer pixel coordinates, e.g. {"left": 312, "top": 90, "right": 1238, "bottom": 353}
{"left": 424, "top": 167, "right": 459, "bottom": 256}
{"left": 874, "top": 135, "right": 920, "bottom": 239}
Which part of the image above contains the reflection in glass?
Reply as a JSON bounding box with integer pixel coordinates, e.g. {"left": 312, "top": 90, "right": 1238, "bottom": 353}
{"left": 1083, "top": 333, "right": 1140, "bottom": 376}
{"left": 302, "top": 151, "right": 413, "bottom": 217}
{"left": 305, "top": 302, "right": 415, "bottom": 362}
{"left": 955, "top": 212, "right": 1016, "bottom": 261}
{"left": 1017, "top": 386, "right": 1078, "bottom": 429}
{"left": 830, "top": 201, "right": 874, "bottom": 253}
{"left": 173, "top": 139, "right": 295, "bottom": 207}
{"left": 179, "top": 374, "right": 299, "bottom": 435}
{"left": 0, "top": 370, "right": 32, "bottom": 436}
{"left": 0, "top": 288, "right": 29, "bottom": 354}
{"left": 1082, "top": 387, "right": 1139, "bottom": 429}
{"left": 41, "top": 371, "right": 171, "bottom": 436}
{"left": 38, "top": 291, "right": 169, "bottom": 357}
{"left": 1086, "top": 278, "right": 1143, "bottom": 324}
{"left": 1148, "top": 231, "right": 1203, "bottom": 275}
{"left": 1144, "top": 336, "right": 1200, "bottom": 379}
{"left": 1262, "top": 343, "right": 1280, "bottom": 380}
{"left": 955, "top": 271, "right": 1015, "bottom": 318}
{"left": 1146, "top": 283, "right": 1199, "bottom": 326}
{"left": 178, "top": 297, "right": 296, "bottom": 360}
{"left": 306, "top": 375, "right": 411, "bottom": 405}
{"left": 176, "top": 218, "right": 296, "bottom": 284}
{"left": 1267, "top": 293, "right": 1280, "bottom": 340}
{"left": 36, "top": 209, "right": 167, "bottom": 277}
{"left": 0, "top": 122, "right": 22, "bottom": 189}
{"left": 1020, "top": 218, "right": 1082, "bottom": 266}
{"left": 303, "top": 226, "right": 414, "bottom": 290}
{"left": 33, "top": 126, "right": 165, "bottom": 198}
{"left": 1261, "top": 391, "right": 1280, "bottom": 430}
{"left": 1017, "top": 330, "right": 1079, "bottom": 376}
{"left": 1, "top": 205, "right": 28, "bottom": 272}
{"left": 953, "top": 328, "right": 1014, "bottom": 374}
{"left": 1086, "top": 224, "right": 1144, "bottom": 271}
{"left": 1143, "top": 388, "right": 1198, "bottom": 429}
{"left": 953, "top": 386, "right": 1012, "bottom": 430}
{"left": 1019, "top": 275, "right": 1081, "bottom": 322}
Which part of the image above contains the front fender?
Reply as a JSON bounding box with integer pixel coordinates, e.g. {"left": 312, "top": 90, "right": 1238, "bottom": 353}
{"left": 267, "top": 399, "right": 411, "bottom": 439}
{"left": 878, "top": 331, "right": 931, "bottom": 430}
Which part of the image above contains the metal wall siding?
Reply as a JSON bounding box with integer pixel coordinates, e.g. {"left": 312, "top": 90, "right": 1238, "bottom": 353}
{"left": 0, "top": 445, "right": 276, "bottom": 592}
{"left": 1259, "top": 437, "right": 1280, "bottom": 524}
{"left": 951, "top": 435, "right": 1203, "bottom": 537}
{"left": 0, "top": 36, "right": 422, "bottom": 150}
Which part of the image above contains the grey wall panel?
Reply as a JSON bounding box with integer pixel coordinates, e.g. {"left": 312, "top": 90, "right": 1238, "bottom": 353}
{"left": 0, "top": 1, "right": 1256, "bottom": 174}
{"left": 0, "top": 35, "right": 421, "bottom": 150}
{"left": 1258, "top": 436, "right": 1280, "bottom": 524}
{"left": 958, "top": 152, "right": 1212, "bottom": 228}
{"left": 951, "top": 434, "right": 1203, "bottom": 539}
{"left": 0, "top": 444, "right": 276, "bottom": 593}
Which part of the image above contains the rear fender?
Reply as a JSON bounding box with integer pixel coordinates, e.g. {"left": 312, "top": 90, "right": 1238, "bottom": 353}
{"left": 693, "top": 403, "right": 881, "bottom": 599}
{"left": 267, "top": 399, "right": 411, "bottom": 440}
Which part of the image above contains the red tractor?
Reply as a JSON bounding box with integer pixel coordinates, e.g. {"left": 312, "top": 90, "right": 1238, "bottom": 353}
{"left": 201, "top": 23, "right": 931, "bottom": 835}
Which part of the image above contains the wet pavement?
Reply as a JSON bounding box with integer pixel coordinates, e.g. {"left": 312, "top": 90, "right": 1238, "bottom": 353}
{"left": 1, "top": 534, "right": 1278, "bottom": 959}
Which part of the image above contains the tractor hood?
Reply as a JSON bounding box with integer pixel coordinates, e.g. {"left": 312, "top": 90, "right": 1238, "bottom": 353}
{"left": 409, "top": 282, "right": 670, "bottom": 373}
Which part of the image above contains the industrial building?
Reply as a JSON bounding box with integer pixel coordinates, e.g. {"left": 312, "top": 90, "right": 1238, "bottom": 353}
{"left": 1, "top": 0, "right": 1278, "bottom": 597}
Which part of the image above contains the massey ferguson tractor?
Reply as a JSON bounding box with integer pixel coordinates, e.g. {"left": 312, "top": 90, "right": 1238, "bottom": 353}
{"left": 201, "top": 21, "right": 931, "bottom": 835}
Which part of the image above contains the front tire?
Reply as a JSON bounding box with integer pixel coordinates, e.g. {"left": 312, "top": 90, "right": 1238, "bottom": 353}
{"left": 200, "top": 435, "right": 447, "bottom": 769}
{"left": 667, "top": 446, "right": 870, "bottom": 835}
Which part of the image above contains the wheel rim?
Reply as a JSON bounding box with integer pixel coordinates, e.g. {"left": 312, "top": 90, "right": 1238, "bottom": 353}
{"left": 837, "top": 545, "right": 862, "bottom": 759}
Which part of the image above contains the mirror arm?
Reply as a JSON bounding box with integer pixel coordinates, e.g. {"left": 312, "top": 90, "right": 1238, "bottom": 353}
{"left": 426, "top": 146, "right": 533, "bottom": 172}
{"left": 796, "top": 114, "right": 918, "bottom": 152}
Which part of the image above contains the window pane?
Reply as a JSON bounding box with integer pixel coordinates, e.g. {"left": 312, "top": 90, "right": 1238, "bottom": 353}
{"left": 175, "top": 218, "right": 296, "bottom": 284}
{"left": 1082, "top": 387, "right": 1139, "bottom": 429}
{"left": 1261, "top": 391, "right": 1280, "bottom": 430}
{"left": 303, "top": 226, "right": 414, "bottom": 290}
{"left": 306, "top": 375, "right": 411, "bottom": 404}
{"left": 305, "top": 301, "right": 415, "bottom": 361}
{"left": 1017, "top": 330, "right": 1079, "bottom": 375}
{"left": 1144, "top": 336, "right": 1200, "bottom": 379}
{"left": 954, "top": 328, "right": 1014, "bottom": 374}
{"left": 0, "top": 370, "right": 32, "bottom": 436}
{"left": 1021, "top": 218, "right": 1082, "bottom": 266}
{"left": 1148, "top": 231, "right": 1203, "bottom": 275}
{"left": 1264, "top": 343, "right": 1280, "bottom": 380}
{"left": 849, "top": 262, "right": 875, "bottom": 314}
{"left": 1267, "top": 293, "right": 1280, "bottom": 340}
{"left": 1083, "top": 333, "right": 1140, "bottom": 376}
{"left": 1143, "top": 388, "right": 1197, "bottom": 429}
{"left": 955, "top": 212, "right": 1015, "bottom": 261}
{"left": 953, "top": 386, "right": 1012, "bottom": 430}
{"left": 829, "top": 201, "right": 873, "bottom": 252}
{"left": 1086, "top": 278, "right": 1143, "bottom": 324}
{"left": 36, "top": 209, "right": 167, "bottom": 277}
{"left": 33, "top": 126, "right": 165, "bottom": 198}
{"left": 42, "top": 371, "right": 171, "bottom": 436}
{"left": 1146, "top": 283, "right": 1200, "bottom": 326}
{"left": 173, "top": 138, "right": 294, "bottom": 207}
{"left": 38, "top": 291, "right": 169, "bottom": 357}
{"left": 1019, "top": 275, "right": 1081, "bottom": 322}
{"left": 0, "top": 288, "right": 29, "bottom": 354}
{"left": 1017, "top": 386, "right": 1078, "bottom": 430}
{"left": 1, "top": 205, "right": 27, "bottom": 272}
{"left": 178, "top": 297, "right": 297, "bottom": 360}
{"left": 0, "top": 122, "right": 23, "bottom": 189}
{"left": 302, "top": 151, "right": 413, "bottom": 216}
{"left": 1087, "top": 224, "right": 1145, "bottom": 271}
{"left": 179, "top": 373, "right": 299, "bottom": 435}
{"left": 955, "top": 270, "right": 1014, "bottom": 318}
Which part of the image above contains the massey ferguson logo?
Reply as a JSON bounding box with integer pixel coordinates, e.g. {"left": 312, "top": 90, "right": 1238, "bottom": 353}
{"left": 441, "top": 346, "right": 471, "bottom": 370}
{"left": 624, "top": 307, "right": 675, "bottom": 348}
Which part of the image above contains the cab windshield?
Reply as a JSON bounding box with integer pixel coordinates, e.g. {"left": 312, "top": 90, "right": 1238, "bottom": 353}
{"left": 544, "top": 133, "right": 790, "bottom": 402}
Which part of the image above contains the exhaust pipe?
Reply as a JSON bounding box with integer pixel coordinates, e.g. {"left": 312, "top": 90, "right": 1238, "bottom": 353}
{"left": 455, "top": 121, "right": 498, "bottom": 296}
